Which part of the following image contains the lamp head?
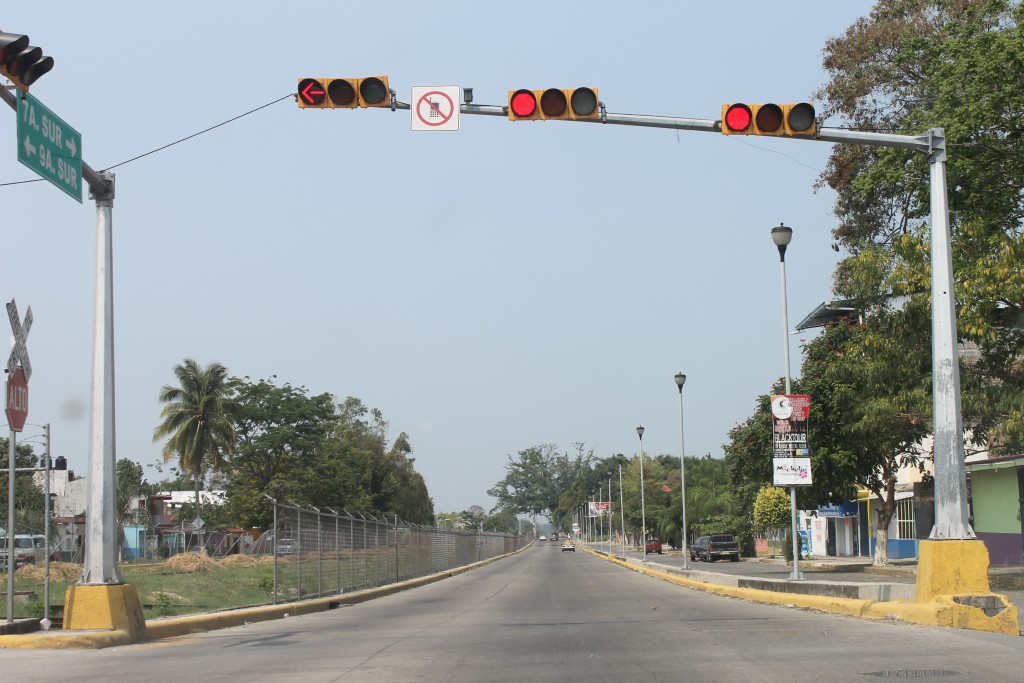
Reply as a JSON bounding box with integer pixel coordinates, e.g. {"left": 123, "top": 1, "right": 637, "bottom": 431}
{"left": 674, "top": 372, "right": 686, "bottom": 391}
{"left": 771, "top": 223, "right": 793, "bottom": 261}
{"left": 636, "top": 425, "right": 644, "bottom": 439}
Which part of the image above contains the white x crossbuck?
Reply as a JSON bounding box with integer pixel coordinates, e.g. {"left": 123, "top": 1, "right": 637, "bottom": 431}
{"left": 7, "top": 299, "right": 32, "bottom": 382}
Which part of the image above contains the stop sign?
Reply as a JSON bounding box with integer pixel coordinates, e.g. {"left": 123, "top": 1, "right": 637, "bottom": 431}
{"left": 5, "top": 366, "right": 28, "bottom": 432}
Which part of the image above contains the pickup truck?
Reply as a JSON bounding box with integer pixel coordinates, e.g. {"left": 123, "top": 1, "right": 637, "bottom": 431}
{"left": 689, "top": 534, "right": 740, "bottom": 562}
{"left": 0, "top": 534, "right": 48, "bottom": 569}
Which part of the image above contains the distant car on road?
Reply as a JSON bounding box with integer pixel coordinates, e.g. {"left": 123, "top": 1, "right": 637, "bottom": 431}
{"left": 645, "top": 539, "right": 663, "bottom": 554}
{"left": 561, "top": 540, "right": 575, "bottom": 552}
{"left": 689, "top": 534, "right": 740, "bottom": 562}
{"left": 550, "top": 533, "right": 559, "bottom": 541}
{"left": 539, "top": 535, "right": 548, "bottom": 542}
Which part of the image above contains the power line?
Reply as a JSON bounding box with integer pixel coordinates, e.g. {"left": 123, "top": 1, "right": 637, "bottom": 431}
{"left": 0, "top": 92, "right": 293, "bottom": 189}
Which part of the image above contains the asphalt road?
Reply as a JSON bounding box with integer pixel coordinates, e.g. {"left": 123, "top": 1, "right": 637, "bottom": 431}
{"left": 3, "top": 544, "right": 1023, "bottom": 682}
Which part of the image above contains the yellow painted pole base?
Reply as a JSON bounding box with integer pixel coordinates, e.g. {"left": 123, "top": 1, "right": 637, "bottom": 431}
{"left": 64, "top": 584, "right": 147, "bottom": 643}
{"left": 915, "top": 539, "right": 1019, "bottom": 634}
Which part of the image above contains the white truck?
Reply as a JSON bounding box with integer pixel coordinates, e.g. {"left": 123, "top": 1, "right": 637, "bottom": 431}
{"left": 0, "top": 534, "right": 48, "bottom": 570}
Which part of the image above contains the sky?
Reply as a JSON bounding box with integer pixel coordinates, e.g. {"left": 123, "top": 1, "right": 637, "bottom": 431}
{"left": 1, "top": 1, "right": 879, "bottom": 514}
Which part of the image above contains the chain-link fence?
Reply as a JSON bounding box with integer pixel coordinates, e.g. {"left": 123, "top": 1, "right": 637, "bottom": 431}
{"left": 248, "top": 501, "right": 529, "bottom": 604}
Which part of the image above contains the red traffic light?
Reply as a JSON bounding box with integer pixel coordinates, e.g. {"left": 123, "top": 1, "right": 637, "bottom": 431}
{"left": 509, "top": 89, "right": 538, "bottom": 119}
{"left": 298, "top": 78, "right": 326, "bottom": 107}
{"left": 723, "top": 103, "right": 752, "bottom": 134}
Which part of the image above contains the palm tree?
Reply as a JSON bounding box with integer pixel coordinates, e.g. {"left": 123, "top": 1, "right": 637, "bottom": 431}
{"left": 152, "top": 359, "right": 238, "bottom": 547}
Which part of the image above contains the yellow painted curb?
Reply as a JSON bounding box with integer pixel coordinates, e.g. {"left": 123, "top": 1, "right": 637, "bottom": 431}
{"left": 590, "top": 546, "right": 1019, "bottom": 636}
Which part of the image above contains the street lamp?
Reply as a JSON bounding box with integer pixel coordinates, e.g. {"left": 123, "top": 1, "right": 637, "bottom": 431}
{"left": 607, "top": 469, "right": 614, "bottom": 554}
{"left": 772, "top": 222, "right": 803, "bottom": 580}
{"left": 675, "top": 372, "right": 689, "bottom": 569}
{"left": 637, "top": 425, "right": 647, "bottom": 562}
{"left": 615, "top": 453, "right": 626, "bottom": 558}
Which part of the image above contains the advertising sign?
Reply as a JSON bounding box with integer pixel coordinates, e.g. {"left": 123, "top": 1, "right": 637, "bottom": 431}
{"left": 771, "top": 394, "right": 813, "bottom": 486}
{"left": 587, "top": 501, "right": 610, "bottom": 517}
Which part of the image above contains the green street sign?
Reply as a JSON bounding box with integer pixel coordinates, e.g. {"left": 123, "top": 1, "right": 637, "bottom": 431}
{"left": 16, "top": 92, "right": 82, "bottom": 203}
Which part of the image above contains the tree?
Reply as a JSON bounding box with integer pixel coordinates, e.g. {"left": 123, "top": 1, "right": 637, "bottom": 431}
{"left": 816, "top": 0, "right": 1024, "bottom": 450}
{"left": 753, "top": 486, "right": 791, "bottom": 558}
{"left": 221, "top": 377, "right": 339, "bottom": 528}
{"left": 0, "top": 440, "right": 44, "bottom": 535}
{"left": 488, "top": 443, "right": 595, "bottom": 522}
{"left": 153, "top": 359, "right": 238, "bottom": 534}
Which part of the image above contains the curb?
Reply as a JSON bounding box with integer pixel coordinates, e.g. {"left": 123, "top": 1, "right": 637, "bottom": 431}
{"left": 583, "top": 546, "right": 1020, "bottom": 636}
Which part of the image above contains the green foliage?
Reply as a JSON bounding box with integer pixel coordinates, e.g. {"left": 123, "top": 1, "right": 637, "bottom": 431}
{"left": 0, "top": 440, "right": 45, "bottom": 533}
{"left": 488, "top": 442, "right": 595, "bottom": 521}
{"left": 153, "top": 359, "right": 238, "bottom": 527}
{"left": 25, "top": 598, "right": 44, "bottom": 618}
{"left": 154, "top": 591, "right": 173, "bottom": 617}
{"left": 816, "top": 0, "right": 1024, "bottom": 451}
{"left": 753, "top": 486, "right": 791, "bottom": 532}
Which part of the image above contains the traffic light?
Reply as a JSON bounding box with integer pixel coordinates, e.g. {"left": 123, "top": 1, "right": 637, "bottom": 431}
{"left": 297, "top": 76, "right": 391, "bottom": 109}
{"left": 721, "top": 102, "right": 816, "bottom": 136}
{"left": 0, "top": 32, "right": 54, "bottom": 92}
{"left": 507, "top": 87, "right": 599, "bottom": 121}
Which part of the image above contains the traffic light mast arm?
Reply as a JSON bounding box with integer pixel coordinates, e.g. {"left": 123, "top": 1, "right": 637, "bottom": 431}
{"left": 394, "top": 97, "right": 935, "bottom": 154}
{"left": 0, "top": 85, "right": 113, "bottom": 198}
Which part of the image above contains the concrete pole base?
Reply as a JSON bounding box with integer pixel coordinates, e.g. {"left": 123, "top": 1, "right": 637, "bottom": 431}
{"left": 64, "top": 584, "right": 147, "bottom": 643}
{"left": 915, "top": 539, "right": 1019, "bottom": 634}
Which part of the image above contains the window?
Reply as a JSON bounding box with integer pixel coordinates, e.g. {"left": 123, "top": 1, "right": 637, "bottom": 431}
{"left": 896, "top": 498, "right": 915, "bottom": 539}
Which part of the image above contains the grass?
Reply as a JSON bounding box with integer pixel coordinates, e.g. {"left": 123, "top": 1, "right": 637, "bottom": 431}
{"left": 0, "top": 554, "right": 376, "bottom": 622}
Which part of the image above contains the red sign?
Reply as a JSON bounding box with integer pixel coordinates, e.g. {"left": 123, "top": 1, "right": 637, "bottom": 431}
{"left": 5, "top": 366, "right": 28, "bottom": 432}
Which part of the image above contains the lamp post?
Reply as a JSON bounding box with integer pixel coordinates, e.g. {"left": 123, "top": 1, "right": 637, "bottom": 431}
{"left": 675, "top": 372, "right": 689, "bottom": 569}
{"left": 607, "top": 469, "right": 614, "bottom": 554}
{"left": 637, "top": 425, "right": 647, "bottom": 562}
{"left": 772, "top": 223, "right": 803, "bottom": 581}
{"left": 616, "top": 454, "right": 626, "bottom": 558}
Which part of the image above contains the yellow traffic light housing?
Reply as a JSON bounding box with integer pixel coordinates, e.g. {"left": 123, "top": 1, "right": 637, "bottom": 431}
{"left": 721, "top": 102, "right": 816, "bottom": 137}
{"left": 297, "top": 76, "right": 391, "bottom": 109}
{"left": 0, "top": 31, "right": 53, "bottom": 92}
{"left": 509, "top": 87, "right": 599, "bottom": 121}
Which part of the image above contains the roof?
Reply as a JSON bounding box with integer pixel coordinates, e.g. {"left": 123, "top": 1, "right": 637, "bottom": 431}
{"left": 965, "top": 454, "right": 1024, "bottom": 472}
{"left": 795, "top": 300, "right": 859, "bottom": 331}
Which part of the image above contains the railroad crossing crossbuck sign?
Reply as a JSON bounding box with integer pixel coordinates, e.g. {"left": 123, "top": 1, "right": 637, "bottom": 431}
{"left": 6, "top": 299, "right": 32, "bottom": 380}
{"left": 6, "top": 299, "right": 32, "bottom": 432}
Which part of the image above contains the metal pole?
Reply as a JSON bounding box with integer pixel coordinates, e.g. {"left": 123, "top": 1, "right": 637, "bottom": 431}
{"left": 618, "top": 459, "right": 626, "bottom": 558}
{"left": 272, "top": 499, "right": 278, "bottom": 604}
{"left": 6, "top": 427, "right": 15, "bottom": 623}
{"left": 776, "top": 232, "right": 803, "bottom": 581}
{"left": 927, "top": 132, "right": 973, "bottom": 539}
{"left": 608, "top": 476, "right": 613, "bottom": 554}
{"left": 42, "top": 424, "right": 51, "bottom": 629}
{"left": 676, "top": 374, "right": 689, "bottom": 569}
{"left": 638, "top": 426, "right": 647, "bottom": 562}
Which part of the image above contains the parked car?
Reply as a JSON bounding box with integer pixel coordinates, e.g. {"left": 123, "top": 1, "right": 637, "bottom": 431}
{"left": 277, "top": 538, "right": 295, "bottom": 555}
{"left": 645, "top": 539, "right": 663, "bottom": 554}
{"left": 689, "top": 534, "right": 740, "bottom": 562}
{"left": 561, "top": 540, "right": 575, "bottom": 552}
{"left": 0, "top": 534, "right": 47, "bottom": 569}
